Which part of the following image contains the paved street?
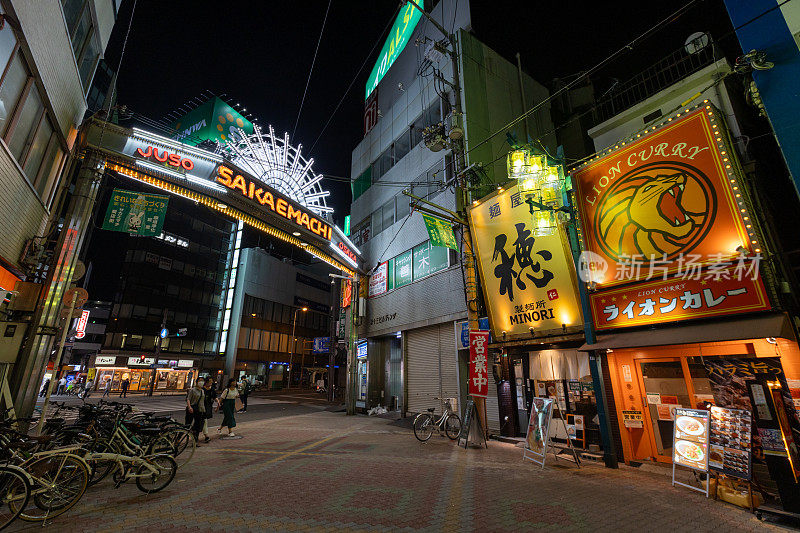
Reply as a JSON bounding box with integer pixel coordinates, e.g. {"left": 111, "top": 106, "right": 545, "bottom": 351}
{"left": 10, "top": 395, "right": 780, "bottom": 532}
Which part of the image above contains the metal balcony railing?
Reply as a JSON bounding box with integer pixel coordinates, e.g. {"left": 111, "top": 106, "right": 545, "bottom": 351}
{"left": 596, "top": 42, "right": 717, "bottom": 123}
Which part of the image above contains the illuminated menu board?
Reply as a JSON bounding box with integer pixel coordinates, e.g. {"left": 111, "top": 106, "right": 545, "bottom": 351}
{"left": 672, "top": 408, "right": 710, "bottom": 472}
{"left": 709, "top": 406, "right": 752, "bottom": 480}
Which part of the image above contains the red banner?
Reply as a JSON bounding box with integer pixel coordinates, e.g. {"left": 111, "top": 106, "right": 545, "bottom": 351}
{"left": 590, "top": 274, "right": 770, "bottom": 331}
{"left": 469, "top": 330, "right": 490, "bottom": 398}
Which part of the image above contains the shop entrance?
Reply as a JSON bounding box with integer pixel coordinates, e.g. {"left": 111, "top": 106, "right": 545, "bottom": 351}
{"left": 635, "top": 358, "right": 713, "bottom": 463}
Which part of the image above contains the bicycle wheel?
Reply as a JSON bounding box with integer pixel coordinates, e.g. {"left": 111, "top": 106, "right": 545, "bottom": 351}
{"left": 444, "top": 414, "right": 462, "bottom": 440}
{"left": 413, "top": 414, "right": 435, "bottom": 442}
{"left": 148, "top": 428, "right": 195, "bottom": 468}
{"left": 0, "top": 466, "right": 30, "bottom": 531}
{"left": 16, "top": 454, "right": 88, "bottom": 521}
{"left": 135, "top": 454, "right": 177, "bottom": 494}
{"left": 86, "top": 441, "right": 117, "bottom": 486}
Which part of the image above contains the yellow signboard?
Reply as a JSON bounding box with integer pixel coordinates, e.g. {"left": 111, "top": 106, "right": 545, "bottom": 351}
{"left": 469, "top": 185, "right": 583, "bottom": 339}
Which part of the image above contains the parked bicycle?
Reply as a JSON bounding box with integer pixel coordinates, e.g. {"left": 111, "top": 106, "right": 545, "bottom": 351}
{"left": 412, "top": 398, "right": 462, "bottom": 442}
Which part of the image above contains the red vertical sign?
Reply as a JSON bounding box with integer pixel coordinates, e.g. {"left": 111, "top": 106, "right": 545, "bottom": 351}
{"left": 469, "top": 330, "right": 490, "bottom": 398}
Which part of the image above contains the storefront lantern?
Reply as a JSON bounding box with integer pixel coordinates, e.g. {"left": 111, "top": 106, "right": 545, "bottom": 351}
{"left": 506, "top": 149, "right": 567, "bottom": 236}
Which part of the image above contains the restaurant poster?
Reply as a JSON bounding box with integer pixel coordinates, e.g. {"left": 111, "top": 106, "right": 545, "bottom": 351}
{"left": 524, "top": 397, "right": 554, "bottom": 466}
{"left": 703, "top": 357, "right": 800, "bottom": 456}
{"left": 673, "top": 408, "right": 710, "bottom": 472}
{"left": 709, "top": 406, "right": 752, "bottom": 480}
{"left": 469, "top": 185, "right": 582, "bottom": 339}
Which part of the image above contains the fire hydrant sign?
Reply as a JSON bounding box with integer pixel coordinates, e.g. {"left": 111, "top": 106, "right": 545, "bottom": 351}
{"left": 102, "top": 189, "right": 169, "bottom": 237}
{"left": 468, "top": 330, "right": 490, "bottom": 398}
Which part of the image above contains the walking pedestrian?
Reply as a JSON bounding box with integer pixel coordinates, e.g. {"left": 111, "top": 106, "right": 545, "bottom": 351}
{"left": 217, "top": 378, "right": 239, "bottom": 438}
{"left": 56, "top": 377, "right": 66, "bottom": 395}
{"left": 120, "top": 377, "right": 130, "bottom": 398}
{"left": 201, "top": 378, "right": 217, "bottom": 443}
{"left": 185, "top": 378, "right": 206, "bottom": 444}
{"left": 39, "top": 379, "right": 50, "bottom": 397}
{"left": 102, "top": 378, "right": 111, "bottom": 397}
{"left": 238, "top": 378, "right": 250, "bottom": 413}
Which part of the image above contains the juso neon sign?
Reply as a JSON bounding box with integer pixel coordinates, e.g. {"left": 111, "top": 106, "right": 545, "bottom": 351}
{"left": 136, "top": 146, "right": 195, "bottom": 171}
{"left": 215, "top": 165, "right": 332, "bottom": 240}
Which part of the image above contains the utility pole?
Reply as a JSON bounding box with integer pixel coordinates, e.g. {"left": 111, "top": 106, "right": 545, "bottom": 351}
{"left": 147, "top": 308, "right": 168, "bottom": 397}
{"left": 288, "top": 307, "right": 307, "bottom": 389}
{"left": 404, "top": 0, "right": 488, "bottom": 436}
{"left": 327, "top": 280, "right": 338, "bottom": 403}
{"left": 347, "top": 274, "right": 359, "bottom": 415}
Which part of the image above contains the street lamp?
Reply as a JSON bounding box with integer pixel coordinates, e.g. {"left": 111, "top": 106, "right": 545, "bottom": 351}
{"left": 288, "top": 307, "right": 307, "bottom": 389}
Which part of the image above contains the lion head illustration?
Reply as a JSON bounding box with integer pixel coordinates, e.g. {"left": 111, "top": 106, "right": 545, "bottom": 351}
{"left": 596, "top": 170, "right": 713, "bottom": 260}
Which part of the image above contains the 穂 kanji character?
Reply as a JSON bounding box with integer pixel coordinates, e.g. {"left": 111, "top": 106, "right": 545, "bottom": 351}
{"left": 659, "top": 297, "right": 677, "bottom": 313}
{"left": 512, "top": 223, "right": 553, "bottom": 290}
{"left": 603, "top": 305, "right": 619, "bottom": 321}
{"left": 492, "top": 234, "right": 518, "bottom": 301}
{"left": 638, "top": 298, "right": 656, "bottom": 316}
{"left": 680, "top": 291, "right": 701, "bottom": 309}
{"left": 703, "top": 288, "right": 726, "bottom": 307}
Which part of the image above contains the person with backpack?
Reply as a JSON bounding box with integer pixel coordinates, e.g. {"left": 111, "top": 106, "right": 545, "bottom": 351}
{"left": 238, "top": 378, "right": 250, "bottom": 413}
{"left": 185, "top": 378, "right": 206, "bottom": 444}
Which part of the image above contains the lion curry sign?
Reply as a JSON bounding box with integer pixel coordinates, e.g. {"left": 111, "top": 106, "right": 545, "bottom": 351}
{"left": 216, "top": 165, "right": 332, "bottom": 240}
{"left": 571, "top": 107, "right": 750, "bottom": 287}
{"left": 469, "top": 185, "right": 582, "bottom": 339}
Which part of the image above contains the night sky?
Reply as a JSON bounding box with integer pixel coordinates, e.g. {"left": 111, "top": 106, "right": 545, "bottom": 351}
{"left": 103, "top": 0, "right": 738, "bottom": 221}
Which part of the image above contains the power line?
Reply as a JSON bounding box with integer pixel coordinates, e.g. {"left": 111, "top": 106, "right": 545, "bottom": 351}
{"left": 308, "top": 4, "right": 401, "bottom": 155}
{"left": 291, "top": 0, "right": 332, "bottom": 142}
{"left": 465, "top": 0, "right": 699, "bottom": 158}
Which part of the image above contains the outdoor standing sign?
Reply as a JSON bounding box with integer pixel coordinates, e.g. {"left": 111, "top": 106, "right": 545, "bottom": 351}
{"left": 457, "top": 398, "right": 488, "bottom": 449}
{"left": 422, "top": 213, "right": 458, "bottom": 250}
{"left": 102, "top": 189, "right": 169, "bottom": 237}
{"left": 709, "top": 406, "right": 752, "bottom": 480}
{"left": 523, "top": 397, "right": 554, "bottom": 468}
{"left": 468, "top": 184, "right": 583, "bottom": 339}
{"left": 571, "top": 105, "right": 755, "bottom": 289}
{"left": 468, "top": 330, "right": 490, "bottom": 398}
{"left": 672, "top": 408, "right": 710, "bottom": 496}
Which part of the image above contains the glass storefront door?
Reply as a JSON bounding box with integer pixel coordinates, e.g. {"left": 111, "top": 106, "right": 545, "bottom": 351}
{"left": 637, "top": 360, "right": 692, "bottom": 462}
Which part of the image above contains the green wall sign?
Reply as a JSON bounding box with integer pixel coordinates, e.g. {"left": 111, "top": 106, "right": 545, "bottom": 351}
{"left": 365, "top": 0, "right": 424, "bottom": 100}
{"left": 395, "top": 250, "right": 413, "bottom": 288}
{"left": 413, "top": 240, "right": 448, "bottom": 280}
{"left": 169, "top": 97, "right": 254, "bottom": 146}
{"left": 102, "top": 189, "right": 169, "bottom": 237}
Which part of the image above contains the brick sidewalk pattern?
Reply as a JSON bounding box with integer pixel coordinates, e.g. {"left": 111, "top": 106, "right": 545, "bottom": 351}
{"left": 8, "top": 410, "right": 778, "bottom": 532}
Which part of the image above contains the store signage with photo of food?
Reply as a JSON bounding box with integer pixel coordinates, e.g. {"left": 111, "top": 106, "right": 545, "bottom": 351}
{"left": 709, "top": 406, "right": 752, "bottom": 480}
{"left": 590, "top": 275, "right": 770, "bottom": 331}
{"left": 571, "top": 106, "right": 753, "bottom": 288}
{"left": 672, "top": 408, "right": 710, "bottom": 472}
{"left": 469, "top": 185, "right": 582, "bottom": 339}
{"left": 524, "top": 397, "right": 554, "bottom": 466}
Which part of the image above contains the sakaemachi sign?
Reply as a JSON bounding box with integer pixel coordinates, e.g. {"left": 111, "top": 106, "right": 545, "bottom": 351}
{"left": 215, "top": 165, "right": 332, "bottom": 240}
{"left": 571, "top": 105, "right": 754, "bottom": 288}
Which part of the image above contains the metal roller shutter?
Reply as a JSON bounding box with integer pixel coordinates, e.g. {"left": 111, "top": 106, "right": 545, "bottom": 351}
{"left": 406, "top": 325, "right": 441, "bottom": 414}
{"left": 486, "top": 366, "right": 501, "bottom": 432}
{"left": 438, "top": 323, "right": 460, "bottom": 414}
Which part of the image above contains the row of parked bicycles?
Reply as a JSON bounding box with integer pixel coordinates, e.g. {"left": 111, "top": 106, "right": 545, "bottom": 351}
{"left": 0, "top": 399, "right": 195, "bottom": 530}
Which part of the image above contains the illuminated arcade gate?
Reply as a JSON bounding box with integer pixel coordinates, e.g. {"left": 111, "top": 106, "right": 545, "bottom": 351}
{"left": 79, "top": 119, "right": 359, "bottom": 276}
{"left": 219, "top": 125, "right": 331, "bottom": 217}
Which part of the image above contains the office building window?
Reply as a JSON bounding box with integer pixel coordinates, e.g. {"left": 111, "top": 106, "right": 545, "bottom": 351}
{"left": 62, "top": 0, "right": 100, "bottom": 90}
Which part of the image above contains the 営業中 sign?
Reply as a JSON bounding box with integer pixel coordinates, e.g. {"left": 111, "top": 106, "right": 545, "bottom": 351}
{"left": 468, "top": 330, "right": 490, "bottom": 398}
{"left": 102, "top": 189, "right": 169, "bottom": 237}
